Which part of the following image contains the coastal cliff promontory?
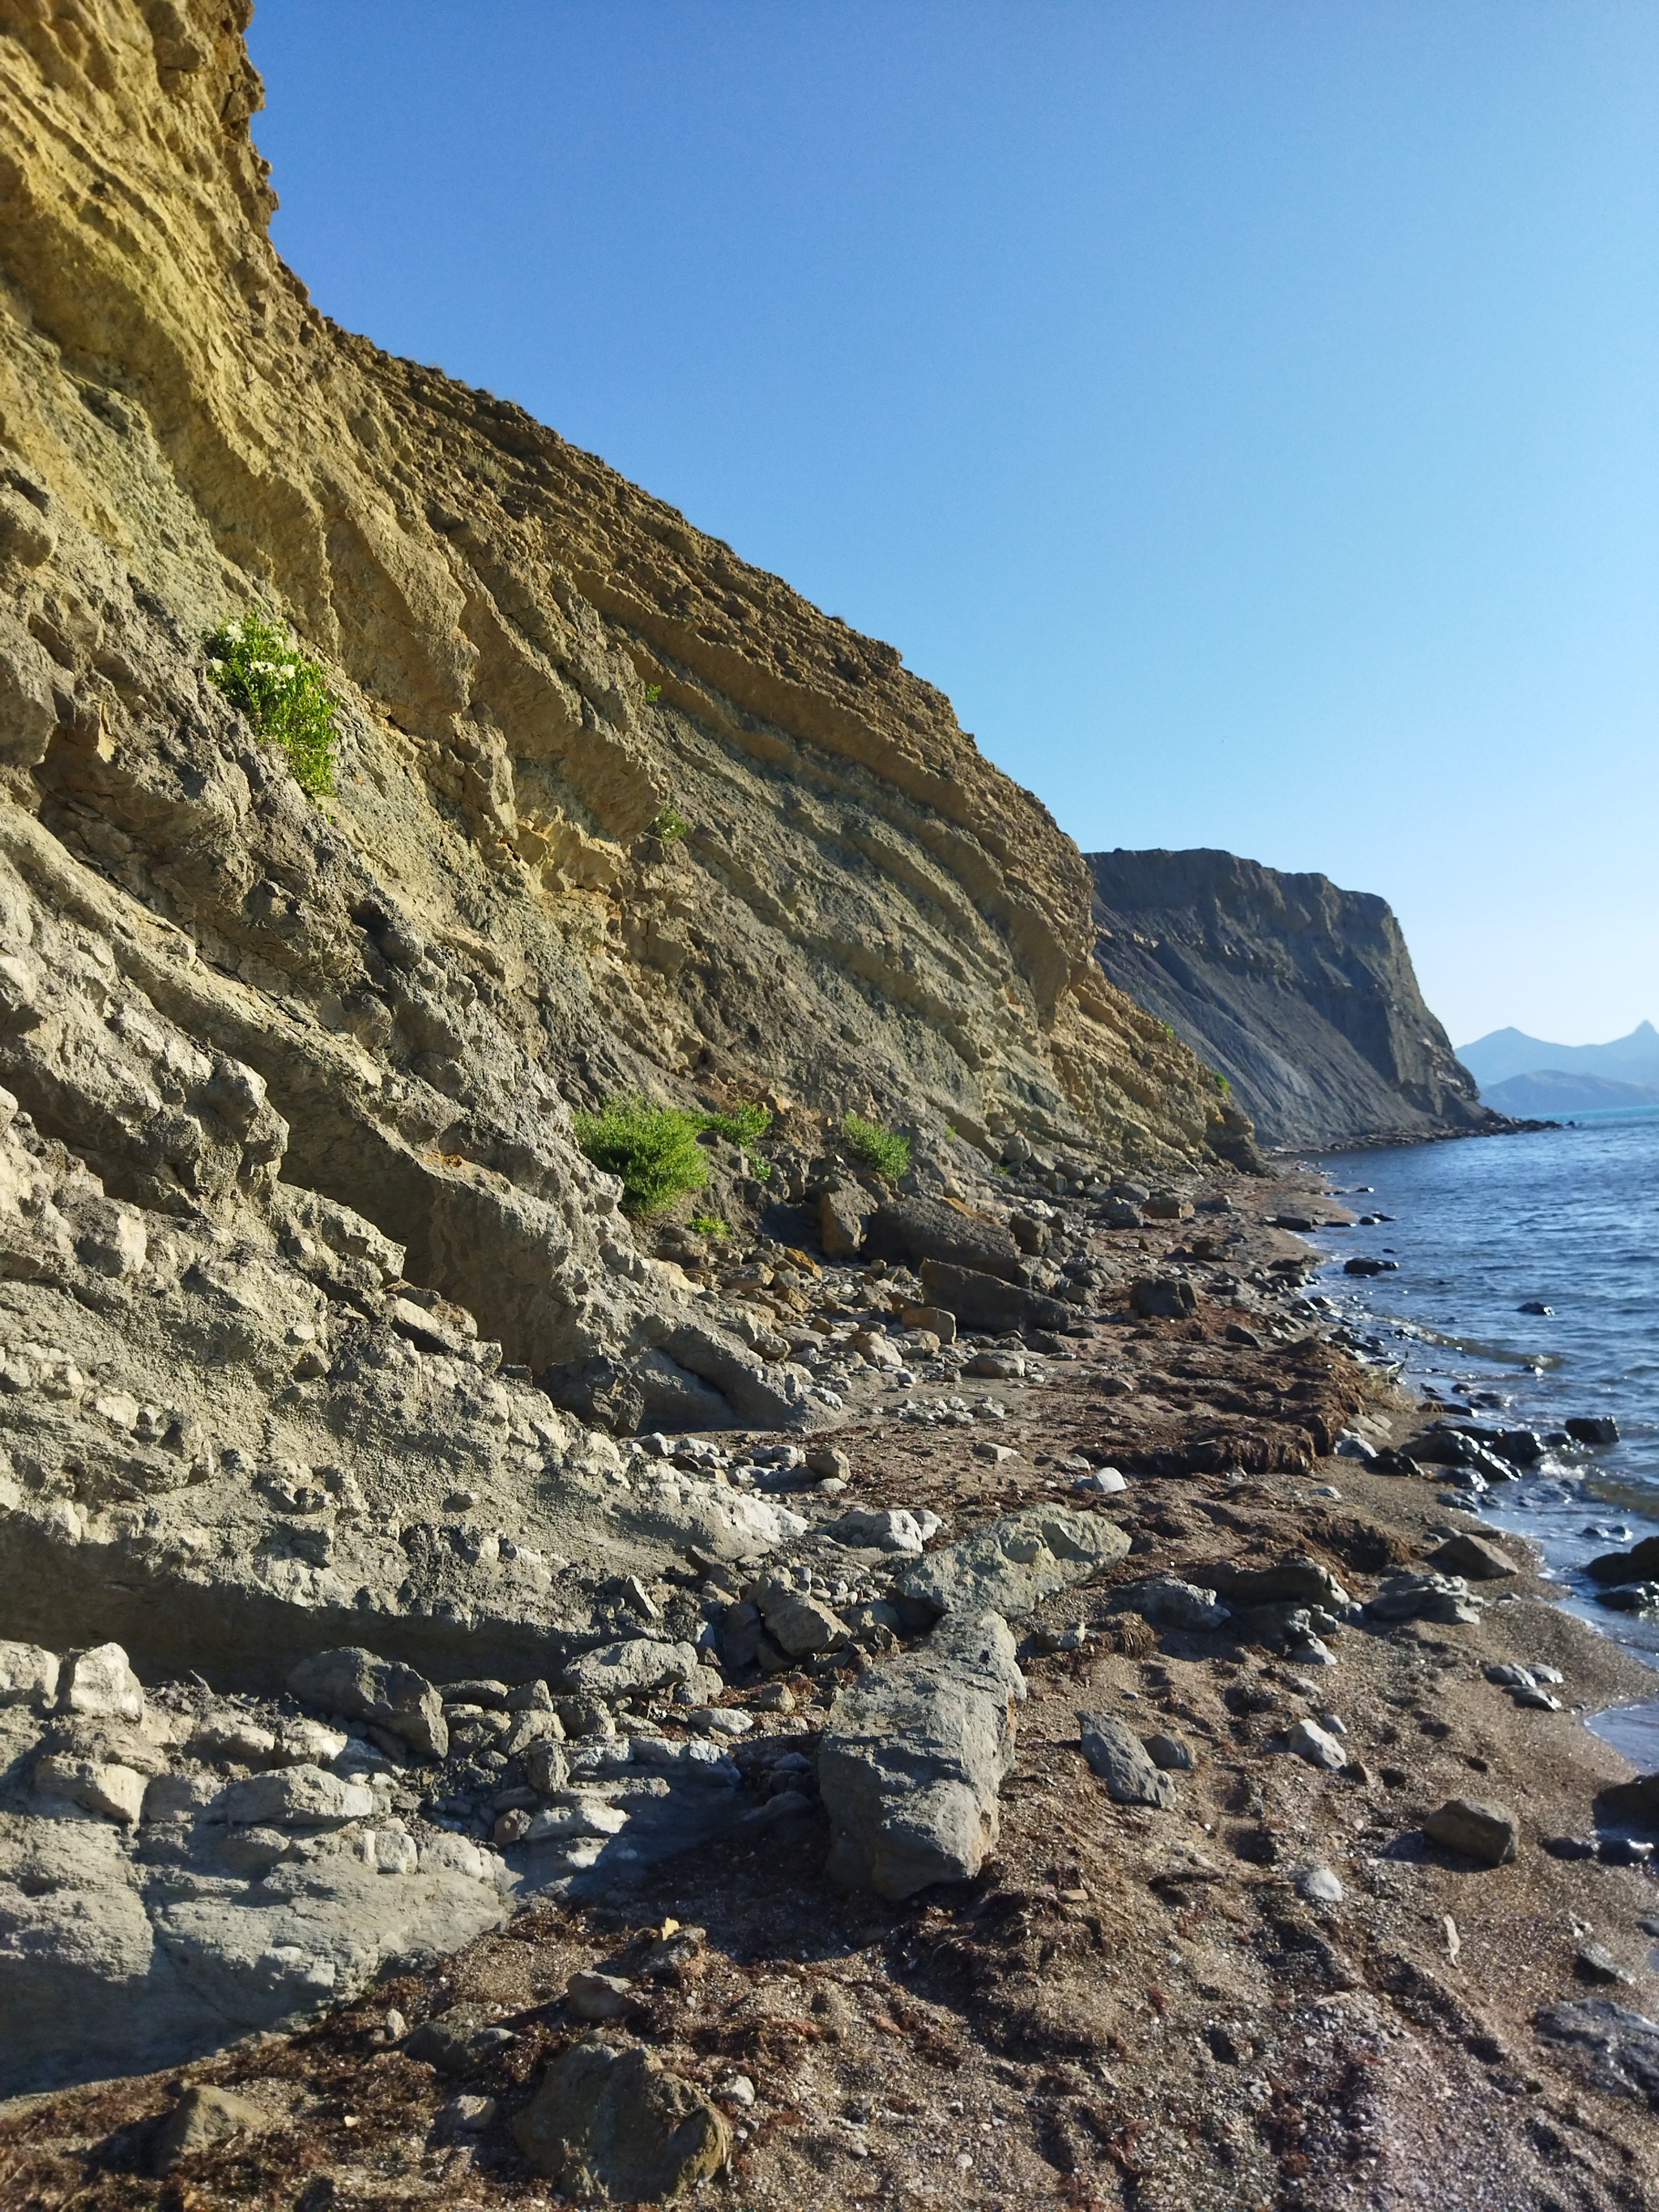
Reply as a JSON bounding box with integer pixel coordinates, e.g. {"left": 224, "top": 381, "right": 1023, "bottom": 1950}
{"left": 1089, "top": 846, "right": 1492, "bottom": 1149}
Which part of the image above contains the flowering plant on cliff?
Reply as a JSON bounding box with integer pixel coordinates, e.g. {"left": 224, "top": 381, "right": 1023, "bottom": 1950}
{"left": 205, "top": 612, "right": 339, "bottom": 797}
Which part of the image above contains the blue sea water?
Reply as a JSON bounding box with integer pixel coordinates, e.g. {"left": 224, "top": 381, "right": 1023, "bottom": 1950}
{"left": 1311, "top": 1108, "right": 1659, "bottom": 1760}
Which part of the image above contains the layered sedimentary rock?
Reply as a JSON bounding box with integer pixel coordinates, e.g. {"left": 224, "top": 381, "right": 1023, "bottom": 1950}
{"left": 0, "top": 0, "right": 1243, "bottom": 1461}
{"left": 1089, "top": 848, "right": 1491, "bottom": 1149}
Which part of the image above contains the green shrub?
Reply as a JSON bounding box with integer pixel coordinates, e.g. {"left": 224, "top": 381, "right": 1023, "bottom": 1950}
{"left": 206, "top": 613, "right": 338, "bottom": 796}
{"left": 648, "top": 803, "right": 689, "bottom": 841}
{"left": 699, "top": 1102, "right": 773, "bottom": 1145}
{"left": 643, "top": 682, "right": 663, "bottom": 704}
{"left": 689, "top": 1213, "right": 729, "bottom": 1239}
{"left": 573, "top": 1097, "right": 709, "bottom": 1215}
{"left": 842, "top": 1112, "right": 911, "bottom": 1180}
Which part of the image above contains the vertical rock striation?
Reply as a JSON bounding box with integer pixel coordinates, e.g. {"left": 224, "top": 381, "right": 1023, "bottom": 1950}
{"left": 1089, "top": 848, "right": 1491, "bottom": 1149}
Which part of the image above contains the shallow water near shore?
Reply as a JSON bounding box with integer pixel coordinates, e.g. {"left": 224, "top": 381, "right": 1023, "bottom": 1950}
{"left": 1312, "top": 1108, "right": 1659, "bottom": 1762}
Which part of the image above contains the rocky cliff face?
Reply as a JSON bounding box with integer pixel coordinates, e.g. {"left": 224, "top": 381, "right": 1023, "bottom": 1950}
{"left": 0, "top": 0, "right": 1242, "bottom": 1410}
{"left": 1088, "top": 848, "right": 1489, "bottom": 1149}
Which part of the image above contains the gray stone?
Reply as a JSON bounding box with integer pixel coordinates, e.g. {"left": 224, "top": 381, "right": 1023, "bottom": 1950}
{"left": 1193, "top": 1554, "right": 1351, "bottom": 1612}
{"left": 1283, "top": 1717, "right": 1346, "bottom": 1770}
{"left": 222, "top": 1764, "right": 375, "bottom": 1827}
{"left": 513, "top": 2035, "right": 731, "bottom": 2197}
{"left": 896, "top": 1504, "right": 1129, "bottom": 1621}
{"left": 61, "top": 1643, "right": 144, "bottom": 1725}
{"left": 151, "top": 2084, "right": 271, "bottom": 2173}
{"left": 754, "top": 1580, "right": 846, "bottom": 1658}
{"left": 1145, "top": 1730, "right": 1196, "bottom": 1771}
{"left": 1430, "top": 1532, "right": 1523, "bottom": 1580}
{"left": 0, "top": 1640, "right": 58, "bottom": 1709}
{"left": 1365, "top": 1572, "right": 1482, "bottom": 1626}
{"left": 405, "top": 2006, "right": 518, "bottom": 2074}
{"left": 559, "top": 1639, "right": 702, "bottom": 1702}
{"left": 33, "top": 1753, "right": 148, "bottom": 1826}
{"left": 1423, "top": 1797, "right": 1519, "bottom": 1866}
{"left": 916, "top": 1259, "right": 1074, "bottom": 1335}
{"left": 819, "top": 1609, "right": 1025, "bottom": 1899}
{"left": 862, "top": 1196, "right": 1029, "bottom": 1284}
{"left": 1129, "top": 1277, "right": 1198, "bottom": 1319}
{"left": 568, "top": 1969, "right": 636, "bottom": 2021}
{"left": 827, "top": 1505, "right": 934, "bottom": 1554}
{"left": 1077, "top": 1712, "right": 1176, "bottom": 1808}
{"left": 1535, "top": 2000, "right": 1659, "bottom": 2105}
{"left": 1113, "top": 1575, "right": 1230, "bottom": 1632}
{"left": 287, "top": 1648, "right": 449, "bottom": 1759}
{"left": 1295, "top": 1864, "right": 1345, "bottom": 1904}
{"left": 1577, "top": 1943, "right": 1632, "bottom": 1986}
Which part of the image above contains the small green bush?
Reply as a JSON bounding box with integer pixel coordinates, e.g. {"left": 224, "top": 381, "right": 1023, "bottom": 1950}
{"left": 700, "top": 1102, "right": 773, "bottom": 1145}
{"left": 206, "top": 613, "right": 338, "bottom": 796}
{"left": 842, "top": 1111, "right": 911, "bottom": 1180}
{"left": 648, "top": 803, "right": 689, "bottom": 841}
{"left": 573, "top": 1097, "right": 709, "bottom": 1215}
{"left": 689, "top": 1213, "right": 729, "bottom": 1239}
{"left": 643, "top": 682, "right": 663, "bottom": 704}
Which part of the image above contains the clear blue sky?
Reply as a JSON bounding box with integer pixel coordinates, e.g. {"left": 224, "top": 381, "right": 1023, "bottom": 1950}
{"left": 247, "top": 2, "right": 1658, "bottom": 1048}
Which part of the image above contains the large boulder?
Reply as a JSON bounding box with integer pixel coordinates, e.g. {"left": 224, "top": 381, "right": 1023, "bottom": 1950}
{"left": 513, "top": 2035, "right": 731, "bottom": 2199}
{"left": 287, "top": 1648, "right": 449, "bottom": 1759}
{"left": 916, "top": 1259, "right": 1074, "bottom": 1336}
{"left": 558, "top": 1639, "right": 702, "bottom": 1703}
{"left": 1190, "top": 1554, "right": 1351, "bottom": 1611}
{"left": 895, "top": 1504, "right": 1128, "bottom": 1621}
{"left": 1587, "top": 1535, "right": 1659, "bottom": 1586}
{"left": 862, "top": 1196, "right": 1029, "bottom": 1285}
{"left": 1424, "top": 1797, "right": 1519, "bottom": 1866}
{"left": 818, "top": 1609, "right": 1025, "bottom": 1899}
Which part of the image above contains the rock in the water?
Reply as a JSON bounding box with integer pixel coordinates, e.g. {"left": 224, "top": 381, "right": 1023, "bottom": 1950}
{"left": 818, "top": 1609, "right": 1025, "bottom": 1899}
{"left": 1424, "top": 1797, "right": 1519, "bottom": 1866}
{"left": 151, "top": 2084, "right": 271, "bottom": 2174}
{"left": 61, "top": 1643, "right": 144, "bottom": 1725}
{"left": 1586, "top": 1535, "right": 1659, "bottom": 1586}
{"left": 512, "top": 2034, "right": 731, "bottom": 2198}
{"left": 1567, "top": 1416, "right": 1621, "bottom": 1447}
{"left": 896, "top": 1504, "right": 1128, "bottom": 1621}
{"left": 1430, "top": 1532, "right": 1523, "bottom": 1580}
{"left": 287, "top": 1648, "right": 448, "bottom": 1759}
{"left": 0, "top": 1641, "right": 58, "bottom": 1710}
{"left": 222, "top": 1765, "right": 376, "bottom": 1827}
{"left": 1077, "top": 1712, "right": 1176, "bottom": 1808}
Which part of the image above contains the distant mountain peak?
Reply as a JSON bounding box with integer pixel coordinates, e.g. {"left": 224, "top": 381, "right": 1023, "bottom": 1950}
{"left": 1457, "top": 1022, "right": 1659, "bottom": 1090}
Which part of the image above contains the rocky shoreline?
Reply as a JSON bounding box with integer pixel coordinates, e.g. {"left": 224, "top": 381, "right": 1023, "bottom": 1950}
{"left": 6, "top": 1167, "right": 1659, "bottom": 2210}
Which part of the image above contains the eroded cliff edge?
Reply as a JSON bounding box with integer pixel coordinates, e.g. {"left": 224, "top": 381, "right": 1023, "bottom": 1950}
{"left": 0, "top": 0, "right": 1244, "bottom": 1390}
{"left": 1089, "top": 846, "right": 1491, "bottom": 1149}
